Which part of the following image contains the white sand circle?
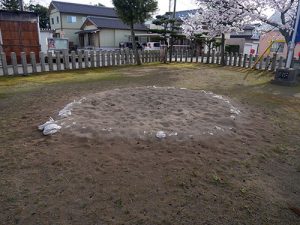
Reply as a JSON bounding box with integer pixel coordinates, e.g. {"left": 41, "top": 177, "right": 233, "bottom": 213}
{"left": 53, "top": 87, "right": 242, "bottom": 140}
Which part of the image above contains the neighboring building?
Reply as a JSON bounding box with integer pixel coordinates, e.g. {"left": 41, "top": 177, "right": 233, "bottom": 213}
{"left": 226, "top": 25, "right": 260, "bottom": 55}
{"left": 258, "top": 11, "right": 300, "bottom": 58}
{"left": 39, "top": 29, "right": 54, "bottom": 53}
{"left": 49, "top": 1, "right": 118, "bottom": 47}
{"left": 0, "top": 10, "right": 40, "bottom": 63}
{"left": 175, "top": 9, "right": 198, "bottom": 20}
{"left": 49, "top": 1, "right": 150, "bottom": 49}
{"left": 78, "top": 16, "right": 148, "bottom": 49}
{"left": 258, "top": 30, "right": 300, "bottom": 59}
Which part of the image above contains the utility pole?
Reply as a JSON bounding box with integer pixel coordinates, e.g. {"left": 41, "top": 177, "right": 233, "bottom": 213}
{"left": 19, "top": 0, "right": 24, "bottom": 10}
{"left": 169, "top": 0, "right": 172, "bottom": 13}
{"left": 273, "top": 0, "right": 300, "bottom": 85}
{"left": 286, "top": 0, "right": 300, "bottom": 68}
{"left": 169, "top": 0, "right": 177, "bottom": 62}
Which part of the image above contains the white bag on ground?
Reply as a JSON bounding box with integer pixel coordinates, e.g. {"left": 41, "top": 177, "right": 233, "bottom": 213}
{"left": 43, "top": 124, "right": 62, "bottom": 135}
{"left": 38, "top": 117, "right": 55, "bottom": 131}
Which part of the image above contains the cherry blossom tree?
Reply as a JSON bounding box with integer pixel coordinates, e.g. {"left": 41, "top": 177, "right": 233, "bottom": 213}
{"left": 182, "top": 3, "right": 246, "bottom": 65}
{"left": 197, "top": 0, "right": 298, "bottom": 45}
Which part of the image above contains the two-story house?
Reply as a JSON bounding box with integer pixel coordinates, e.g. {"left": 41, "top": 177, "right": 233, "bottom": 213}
{"left": 49, "top": 1, "right": 149, "bottom": 49}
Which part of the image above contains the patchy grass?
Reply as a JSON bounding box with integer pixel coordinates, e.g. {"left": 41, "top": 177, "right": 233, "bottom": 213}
{"left": 0, "top": 63, "right": 299, "bottom": 225}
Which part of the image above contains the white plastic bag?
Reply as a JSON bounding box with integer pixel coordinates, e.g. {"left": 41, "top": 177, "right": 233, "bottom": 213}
{"left": 43, "top": 124, "right": 62, "bottom": 136}
{"left": 156, "top": 131, "right": 167, "bottom": 139}
{"left": 38, "top": 117, "right": 55, "bottom": 131}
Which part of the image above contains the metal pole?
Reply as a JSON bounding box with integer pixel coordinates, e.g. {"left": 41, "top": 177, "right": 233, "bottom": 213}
{"left": 286, "top": 0, "right": 300, "bottom": 68}
{"left": 173, "top": 0, "right": 177, "bottom": 18}
{"left": 169, "top": 0, "right": 172, "bottom": 12}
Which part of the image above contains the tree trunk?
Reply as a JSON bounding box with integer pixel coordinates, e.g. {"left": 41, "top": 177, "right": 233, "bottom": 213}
{"left": 130, "top": 24, "right": 141, "bottom": 65}
{"left": 221, "top": 33, "right": 225, "bottom": 66}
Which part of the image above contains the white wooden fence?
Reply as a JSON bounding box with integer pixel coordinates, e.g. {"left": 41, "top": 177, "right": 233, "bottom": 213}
{"left": 0, "top": 50, "right": 161, "bottom": 76}
{"left": 0, "top": 49, "right": 294, "bottom": 76}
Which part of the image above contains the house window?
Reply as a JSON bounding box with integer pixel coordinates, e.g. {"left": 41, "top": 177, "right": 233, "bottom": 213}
{"left": 51, "top": 18, "right": 54, "bottom": 24}
{"left": 271, "top": 42, "right": 284, "bottom": 53}
{"left": 57, "top": 16, "right": 59, "bottom": 24}
{"left": 67, "top": 16, "right": 77, "bottom": 23}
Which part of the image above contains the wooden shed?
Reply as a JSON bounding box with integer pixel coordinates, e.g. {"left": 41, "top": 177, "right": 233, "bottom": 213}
{"left": 0, "top": 10, "right": 40, "bottom": 64}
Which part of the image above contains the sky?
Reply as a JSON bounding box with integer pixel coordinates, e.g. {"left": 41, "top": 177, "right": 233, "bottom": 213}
{"left": 29, "top": 0, "right": 198, "bottom": 15}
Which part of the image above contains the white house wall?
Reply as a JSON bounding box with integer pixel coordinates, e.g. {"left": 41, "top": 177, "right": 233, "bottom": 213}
{"left": 99, "top": 29, "right": 146, "bottom": 48}
{"left": 40, "top": 31, "right": 53, "bottom": 53}
{"left": 100, "top": 29, "right": 115, "bottom": 47}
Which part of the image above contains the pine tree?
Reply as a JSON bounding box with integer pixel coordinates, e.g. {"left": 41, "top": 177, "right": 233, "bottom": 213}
{"left": 0, "top": 0, "right": 20, "bottom": 11}
{"left": 112, "top": 0, "right": 158, "bottom": 65}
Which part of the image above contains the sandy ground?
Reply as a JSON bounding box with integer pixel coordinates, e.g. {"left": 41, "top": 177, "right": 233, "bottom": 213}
{"left": 54, "top": 87, "right": 242, "bottom": 141}
{"left": 0, "top": 64, "right": 299, "bottom": 225}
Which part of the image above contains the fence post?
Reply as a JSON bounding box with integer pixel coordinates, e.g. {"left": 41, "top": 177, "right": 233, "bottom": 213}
{"left": 125, "top": 49, "right": 129, "bottom": 64}
{"left": 39, "top": 52, "right": 46, "bottom": 72}
{"left": 21, "top": 52, "right": 28, "bottom": 75}
{"left": 233, "top": 52, "right": 238, "bottom": 66}
{"left": 55, "top": 51, "right": 61, "bottom": 71}
{"left": 185, "top": 50, "right": 188, "bottom": 63}
{"left": 173, "top": 50, "right": 177, "bottom": 62}
{"left": 84, "top": 51, "right": 89, "bottom": 68}
{"left": 128, "top": 50, "right": 131, "bottom": 64}
{"left": 238, "top": 53, "right": 242, "bottom": 67}
{"left": 265, "top": 56, "right": 270, "bottom": 70}
{"left": 101, "top": 51, "right": 106, "bottom": 67}
{"left": 243, "top": 54, "right": 247, "bottom": 67}
{"left": 116, "top": 50, "right": 120, "bottom": 66}
{"left": 151, "top": 51, "right": 154, "bottom": 62}
{"left": 224, "top": 52, "right": 228, "bottom": 65}
{"left": 48, "top": 52, "right": 53, "bottom": 71}
{"left": 111, "top": 51, "right": 115, "bottom": 66}
{"left": 90, "top": 51, "right": 95, "bottom": 68}
{"left": 120, "top": 50, "right": 125, "bottom": 65}
{"left": 216, "top": 52, "right": 220, "bottom": 65}
{"left": 228, "top": 52, "right": 232, "bottom": 66}
{"left": 1, "top": 52, "right": 8, "bottom": 76}
{"left": 248, "top": 54, "right": 253, "bottom": 68}
{"left": 71, "top": 51, "right": 76, "bottom": 69}
{"left": 253, "top": 55, "right": 258, "bottom": 69}
{"left": 259, "top": 57, "right": 264, "bottom": 70}
{"left": 108, "top": 51, "right": 113, "bottom": 66}
{"left": 179, "top": 49, "right": 183, "bottom": 62}
{"left": 211, "top": 50, "right": 215, "bottom": 64}
{"left": 200, "top": 52, "right": 204, "bottom": 63}
{"left": 145, "top": 50, "right": 149, "bottom": 63}
{"left": 11, "top": 52, "right": 18, "bottom": 75}
{"left": 78, "top": 51, "right": 83, "bottom": 69}
{"left": 271, "top": 53, "right": 277, "bottom": 71}
{"left": 96, "top": 51, "right": 100, "bottom": 67}
{"left": 63, "top": 51, "right": 70, "bottom": 70}
{"left": 30, "top": 52, "right": 37, "bottom": 73}
{"left": 278, "top": 56, "right": 284, "bottom": 69}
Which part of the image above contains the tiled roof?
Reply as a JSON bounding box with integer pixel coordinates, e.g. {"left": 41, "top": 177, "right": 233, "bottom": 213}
{"left": 86, "top": 16, "right": 148, "bottom": 31}
{"left": 175, "top": 9, "right": 198, "bottom": 19}
{"left": 50, "top": 1, "right": 117, "bottom": 18}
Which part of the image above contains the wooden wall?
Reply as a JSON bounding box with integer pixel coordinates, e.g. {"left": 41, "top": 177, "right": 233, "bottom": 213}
{"left": 0, "top": 20, "right": 40, "bottom": 64}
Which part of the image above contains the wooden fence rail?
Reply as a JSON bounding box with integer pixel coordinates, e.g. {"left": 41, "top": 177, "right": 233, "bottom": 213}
{"left": 0, "top": 49, "right": 296, "bottom": 76}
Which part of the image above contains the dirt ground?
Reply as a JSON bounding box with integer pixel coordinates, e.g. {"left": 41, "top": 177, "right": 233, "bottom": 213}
{"left": 0, "top": 63, "right": 299, "bottom": 225}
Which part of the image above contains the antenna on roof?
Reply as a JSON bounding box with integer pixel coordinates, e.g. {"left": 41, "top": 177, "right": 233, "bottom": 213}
{"left": 19, "top": 0, "right": 24, "bottom": 11}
